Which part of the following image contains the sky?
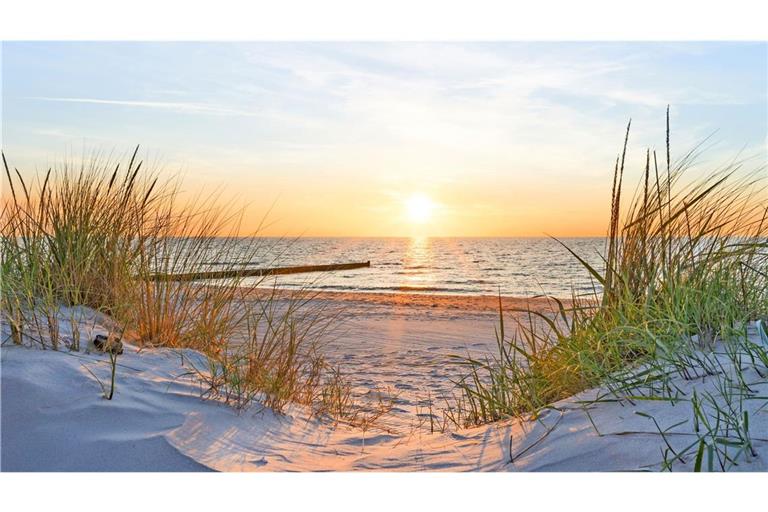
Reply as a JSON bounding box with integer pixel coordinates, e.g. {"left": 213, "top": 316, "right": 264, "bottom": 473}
{"left": 2, "top": 42, "right": 766, "bottom": 237}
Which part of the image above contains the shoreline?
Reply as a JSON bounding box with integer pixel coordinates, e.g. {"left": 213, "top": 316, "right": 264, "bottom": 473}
{"left": 237, "top": 286, "right": 577, "bottom": 315}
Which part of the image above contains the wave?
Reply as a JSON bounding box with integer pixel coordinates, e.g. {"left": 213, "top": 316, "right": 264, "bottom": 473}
{"left": 391, "top": 286, "right": 464, "bottom": 293}
{"left": 254, "top": 283, "right": 476, "bottom": 294}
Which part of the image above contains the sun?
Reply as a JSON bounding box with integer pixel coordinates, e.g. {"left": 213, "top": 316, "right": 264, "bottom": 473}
{"left": 405, "top": 193, "right": 435, "bottom": 224}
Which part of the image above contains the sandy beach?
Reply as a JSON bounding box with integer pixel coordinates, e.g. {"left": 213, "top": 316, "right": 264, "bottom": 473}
{"left": 3, "top": 292, "right": 766, "bottom": 472}
{"left": 237, "top": 289, "right": 568, "bottom": 431}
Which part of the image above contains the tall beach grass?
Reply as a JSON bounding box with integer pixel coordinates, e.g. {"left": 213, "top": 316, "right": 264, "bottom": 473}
{"left": 449, "top": 110, "right": 767, "bottom": 471}
{"left": 1, "top": 148, "right": 347, "bottom": 415}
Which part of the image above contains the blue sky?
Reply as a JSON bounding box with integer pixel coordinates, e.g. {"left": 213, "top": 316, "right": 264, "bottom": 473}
{"left": 2, "top": 42, "right": 766, "bottom": 236}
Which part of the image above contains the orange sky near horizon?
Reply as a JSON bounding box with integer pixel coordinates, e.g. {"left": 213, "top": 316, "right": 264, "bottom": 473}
{"left": 175, "top": 164, "right": 617, "bottom": 238}
{"left": 0, "top": 164, "right": 615, "bottom": 238}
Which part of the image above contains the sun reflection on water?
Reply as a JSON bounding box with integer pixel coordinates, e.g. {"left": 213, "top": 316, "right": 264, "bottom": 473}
{"left": 399, "top": 236, "right": 434, "bottom": 291}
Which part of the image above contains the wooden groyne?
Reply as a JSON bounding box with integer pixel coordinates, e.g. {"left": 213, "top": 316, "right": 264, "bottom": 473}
{"left": 147, "top": 261, "right": 371, "bottom": 282}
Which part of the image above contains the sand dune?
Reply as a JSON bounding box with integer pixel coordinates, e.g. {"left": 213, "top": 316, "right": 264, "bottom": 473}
{"left": 2, "top": 297, "right": 766, "bottom": 472}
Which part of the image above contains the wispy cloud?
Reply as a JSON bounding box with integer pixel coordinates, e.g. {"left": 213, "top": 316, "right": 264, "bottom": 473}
{"left": 4, "top": 42, "right": 765, "bottom": 236}
{"left": 27, "top": 96, "right": 258, "bottom": 116}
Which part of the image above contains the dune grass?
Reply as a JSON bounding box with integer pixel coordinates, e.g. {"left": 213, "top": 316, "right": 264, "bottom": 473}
{"left": 449, "top": 110, "right": 767, "bottom": 469}
{"left": 1, "top": 148, "right": 347, "bottom": 415}
{"left": 186, "top": 285, "right": 335, "bottom": 410}
{"left": 1, "top": 148, "right": 156, "bottom": 350}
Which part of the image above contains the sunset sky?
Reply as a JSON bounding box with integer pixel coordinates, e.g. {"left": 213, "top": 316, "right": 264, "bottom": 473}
{"left": 2, "top": 42, "right": 766, "bottom": 237}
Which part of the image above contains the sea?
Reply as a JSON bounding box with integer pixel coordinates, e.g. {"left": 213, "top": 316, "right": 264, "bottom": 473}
{"left": 202, "top": 237, "right": 607, "bottom": 299}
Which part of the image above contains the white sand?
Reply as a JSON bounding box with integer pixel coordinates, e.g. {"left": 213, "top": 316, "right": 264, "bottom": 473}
{"left": 2, "top": 299, "right": 767, "bottom": 472}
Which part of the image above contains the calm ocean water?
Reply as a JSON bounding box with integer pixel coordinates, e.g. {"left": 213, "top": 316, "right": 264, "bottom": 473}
{"left": 205, "top": 237, "right": 606, "bottom": 298}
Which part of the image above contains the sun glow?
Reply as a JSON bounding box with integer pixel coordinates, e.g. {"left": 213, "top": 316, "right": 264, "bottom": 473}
{"left": 405, "top": 193, "right": 435, "bottom": 224}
